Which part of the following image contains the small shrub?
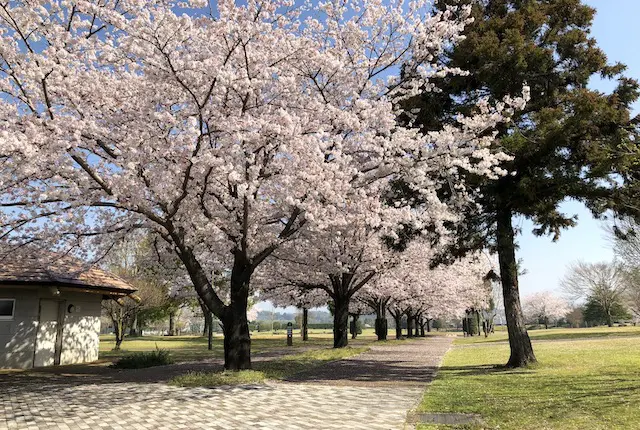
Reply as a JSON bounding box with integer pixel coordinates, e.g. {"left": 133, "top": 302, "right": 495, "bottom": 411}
{"left": 111, "top": 348, "right": 174, "bottom": 369}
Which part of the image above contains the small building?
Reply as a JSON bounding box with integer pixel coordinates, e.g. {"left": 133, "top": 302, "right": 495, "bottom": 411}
{"left": 0, "top": 251, "right": 136, "bottom": 369}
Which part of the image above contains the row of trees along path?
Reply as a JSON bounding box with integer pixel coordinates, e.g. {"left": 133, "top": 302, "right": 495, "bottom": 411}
{"left": 1, "top": 0, "right": 638, "bottom": 371}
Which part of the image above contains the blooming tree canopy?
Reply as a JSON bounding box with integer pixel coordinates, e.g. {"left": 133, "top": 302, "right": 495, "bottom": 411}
{"left": 360, "top": 240, "right": 491, "bottom": 337}
{"left": 522, "top": 291, "right": 570, "bottom": 328}
{"left": 0, "top": 0, "right": 526, "bottom": 368}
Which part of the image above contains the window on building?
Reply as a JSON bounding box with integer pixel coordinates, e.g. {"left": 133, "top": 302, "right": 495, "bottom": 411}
{"left": 0, "top": 299, "right": 15, "bottom": 319}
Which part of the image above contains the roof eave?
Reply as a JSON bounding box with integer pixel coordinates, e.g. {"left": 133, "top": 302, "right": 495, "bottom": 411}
{"left": 0, "top": 280, "right": 137, "bottom": 296}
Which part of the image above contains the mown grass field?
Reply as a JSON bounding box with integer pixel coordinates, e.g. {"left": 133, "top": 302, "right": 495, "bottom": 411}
{"left": 455, "top": 325, "right": 640, "bottom": 344}
{"left": 417, "top": 326, "right": 640, "bottom": 430}
{"left": 99, "top": 328, "right": 381, "bottom": 362}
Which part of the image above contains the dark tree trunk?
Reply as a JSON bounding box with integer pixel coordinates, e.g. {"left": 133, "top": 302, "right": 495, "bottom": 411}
{"left": 221, "top": 312, "right": 251, "bottom": 370}
{"left": 200, "top": 298, "right": 211, "bottom": 337}
{"left": 203, "top": 316, "right": 210, "bottom": 337}
{"left": 375, "top": 317, "right": 388, "bottom": 340}
{"left": 112, "top": 312, "right": 125, "bottom": 351}
{"left": 199, "top": 296, "right": 214, "bottom": 350}
{"left": 206, "top": 311, "right": 214, "bottom": 350}
{"left": 374, "top": 300, "right": 388, "bottom": 341}
{"left": 333, "top": 293, "right": 349, "bottom": 348}
{"left": 302, "top": 307, "right": 309, "bottom": 341}
{"left": 114, "top": 332, "right": 124, "bottom": 350}
{"left": 221, "top": 253, "right": 253, "bottom": 370}
{"left": 173, "top": 241, "right": 252, "bottom": 370}
{"left": 129, "top": 313, "right": 139, "bottom": 337}
{"left": 497, "top": 207, "right": 537, "bottom": 367}
{"left": 168, "top": 311, "right": 176, "bottom": 336}
{"left": 426, "top": 318, "right": 431, "bottom": 333}
{"left": 350, "top": 314, "right": 359, "bottom": 339}
{"left": 407, "top": 311, "right": 414, "bottom": 337}
{"left": 416, "top": 316, "right": 424, "bottom": 337}
{"left": 393, "top": 312, "right": 402, "bottom": 339}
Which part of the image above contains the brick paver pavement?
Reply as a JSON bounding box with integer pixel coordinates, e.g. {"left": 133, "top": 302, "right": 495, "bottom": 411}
{"left": 0, "top": 337, "right": 452, "bottom": 430}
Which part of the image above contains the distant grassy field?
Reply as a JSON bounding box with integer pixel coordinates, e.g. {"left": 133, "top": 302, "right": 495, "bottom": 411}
{"left": 417, "top": 326, "right": 640, "bottom": 430}
{"left": 455, "top": 325, "right": 640, "bottom": 344}
{"left": 99, "top": 328, "right": 380, "bottom": 362}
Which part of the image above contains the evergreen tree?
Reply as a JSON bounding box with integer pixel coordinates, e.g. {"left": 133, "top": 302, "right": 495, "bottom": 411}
{"left": 401, "top": 0, "right": 639, "bottom": 366}
{"left": 583, "top": 295, "right": 631, "bottom": 327}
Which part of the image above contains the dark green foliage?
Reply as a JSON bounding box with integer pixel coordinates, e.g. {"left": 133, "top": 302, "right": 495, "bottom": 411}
{"left": 349, "top": 318, "right": 363, "bottom": 336}
{"left": 398, "top": 0, "right": 639, "bottom": 367}
{"left": 307, "top": 323, "right": 334, "bottom": 330}
{"left": 111, "top": 348, "right": 174, "bottom": 369}
{"left": 404, "top": 0, "right": 639, "bottom": 257}
{"left": 583, "top": 296, "right": 631, "bottom": 326}
{"left": 463, "top": 309, "right": 482, "bottom": 336}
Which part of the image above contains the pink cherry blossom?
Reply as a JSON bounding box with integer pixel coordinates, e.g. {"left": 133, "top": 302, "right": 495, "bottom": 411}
{"left": 0, "top": 0, "right": 526, "bottom": 368}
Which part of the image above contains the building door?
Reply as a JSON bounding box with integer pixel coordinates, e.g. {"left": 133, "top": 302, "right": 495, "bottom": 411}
{"left": 33, "top": 299, "right": 65, "bottom": 367}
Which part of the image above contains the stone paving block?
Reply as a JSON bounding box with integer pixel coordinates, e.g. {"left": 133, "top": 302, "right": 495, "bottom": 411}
{"left": 0, "top": 338, "right": 452, "bottom": 430}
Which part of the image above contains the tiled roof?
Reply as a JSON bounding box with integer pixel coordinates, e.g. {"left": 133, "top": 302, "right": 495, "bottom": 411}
{"left": 0, "top": 249, "right": 136, "bottom": 295}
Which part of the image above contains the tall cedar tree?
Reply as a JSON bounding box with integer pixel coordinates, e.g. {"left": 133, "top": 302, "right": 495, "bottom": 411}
{"left": 400, "top": 0, "right": 639, "bottom": 367}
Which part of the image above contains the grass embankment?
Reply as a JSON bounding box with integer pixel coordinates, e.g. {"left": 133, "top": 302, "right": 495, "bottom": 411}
{"left": 417, "top": 326, "right": 640, "bottom": 430}
{"left": 171, "top": 347, "right": 369, "bottom": 387}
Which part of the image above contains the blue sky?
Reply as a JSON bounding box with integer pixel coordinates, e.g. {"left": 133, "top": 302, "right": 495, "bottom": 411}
{"left": 258, "top": 0, "right": 640, "bottom": 312}
{"left": 517, "top": 0, "right": 640, "bottom": 298}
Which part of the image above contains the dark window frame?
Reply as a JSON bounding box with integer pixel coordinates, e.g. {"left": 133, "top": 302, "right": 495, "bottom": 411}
{"left": 0, "top": 299, "right": 15, "bottom": 320}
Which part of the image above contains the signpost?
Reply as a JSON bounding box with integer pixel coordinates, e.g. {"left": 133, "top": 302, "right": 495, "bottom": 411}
{"left": 286, "top": 322, "right": 293, "bottom": 346}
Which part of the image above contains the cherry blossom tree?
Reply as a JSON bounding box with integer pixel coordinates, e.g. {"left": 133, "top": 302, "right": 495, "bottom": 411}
{"left": 257, "top": 280, "right": 329, "bottom": 341}
{"left": 359, "top": 241, "right": 491, "bottom": 339}
{"left": 0, "top": 0, "right": 526, "bottom": 368}
{"left": 405, "top": 254, "right": 490, "bottom": 334}
{"left": 522, "top": 291, "right": 570, "bottom": 329}
{"left": 358, "top": 278, "right": 395, "bottom": 340}
{"left": 246, "top": 305, "right": 259, "bottom": 324}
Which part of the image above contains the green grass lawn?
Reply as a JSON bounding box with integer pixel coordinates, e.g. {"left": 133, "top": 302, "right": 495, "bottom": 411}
{"left": 455, "top": 325, "right": 640, "bottom": 345}
{"left": 99, "top": 328, "right": 380, "bottom": 363}
{"left": 171, "top": 346, "right": 369, "bottom": 387}
{"left": 417, "top": 326, "right": 640, "bottom": 430}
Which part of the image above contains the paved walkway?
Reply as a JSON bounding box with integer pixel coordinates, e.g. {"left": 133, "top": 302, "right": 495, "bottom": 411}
{"left": 288, "top": 337, "right": 452, "bottom": 387}
{"left": 0, "top": 337, "right": 452, "bottom": 430}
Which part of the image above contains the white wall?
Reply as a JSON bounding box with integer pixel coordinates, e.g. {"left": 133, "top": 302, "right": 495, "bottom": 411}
{"left": 0, "top": 288, "right": 39, "bottom": 369}
{"left": 59, "top": 293, "right": 101, "bottom": 365}
{"left": 0, "top": 286, "right": 103, "bottom": 369}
